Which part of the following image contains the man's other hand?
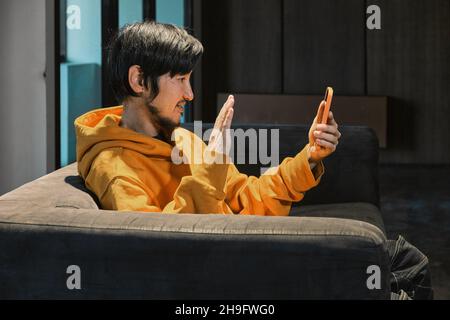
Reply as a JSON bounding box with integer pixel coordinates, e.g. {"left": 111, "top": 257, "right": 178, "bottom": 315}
{"left": 308, "top": 100, "right": 341, "bottom": 163}
{"left": 207, "top": 95, "right": 235, "bottom": 158}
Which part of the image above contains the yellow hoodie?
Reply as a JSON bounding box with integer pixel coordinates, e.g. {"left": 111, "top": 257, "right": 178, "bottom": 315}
{"left": 75, "top": 106, "right": 324, "bottom": 215}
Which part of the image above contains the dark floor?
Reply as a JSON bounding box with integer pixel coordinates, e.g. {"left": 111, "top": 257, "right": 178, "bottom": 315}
{"left": 379, "top": 165, "right": 450, "bottom": 300}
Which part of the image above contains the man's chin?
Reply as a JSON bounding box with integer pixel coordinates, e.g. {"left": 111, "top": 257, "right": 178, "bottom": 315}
{"left": 167, "top": 117, "right": 181, "bottom": 129}
{"left": 144, "top": 103, "right": 180, "bottom": 142}
{"left": 171, "top": 115, "right": 182, "bottom": 127}
{"left": 156, "top": 116, "right": 180, "bottom": 142}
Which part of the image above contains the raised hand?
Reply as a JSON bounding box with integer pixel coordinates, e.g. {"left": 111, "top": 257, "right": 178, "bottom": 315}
{"left": 207, "top": 95, "right": 235, "bottom": 161}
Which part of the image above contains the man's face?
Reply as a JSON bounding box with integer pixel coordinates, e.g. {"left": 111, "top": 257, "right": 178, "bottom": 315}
{"left": 148, "top": 71, "right": 194, "bottom": 127}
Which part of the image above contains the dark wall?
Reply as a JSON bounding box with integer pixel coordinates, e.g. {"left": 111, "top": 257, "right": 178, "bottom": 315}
{"left": 284, "top": 0, "right": 366, "bottom": 95}
{"left": 367, "top": 0, "right": 450, "bottom": 164}
{"left": 200, "top": 0, "right": 450, "bottom": 164}
{"left": 201, "top": 0, "right": 283, "bottom": 122}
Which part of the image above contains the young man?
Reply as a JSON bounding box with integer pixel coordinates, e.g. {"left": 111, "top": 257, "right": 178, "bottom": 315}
{"left": 74, "top": 21, "right": 432, "bottom": 299}
{"left": 75, "top": 20, "right": 339, "bottom": 215}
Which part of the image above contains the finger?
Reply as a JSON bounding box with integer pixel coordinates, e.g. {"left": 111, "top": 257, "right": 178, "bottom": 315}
{"left": 210, "top": 106, "right": 234, "bottom": 148}
{"left": 328, "top": 111, "right": 335, "bottom": 122}
{"left": 313, "top": 130, "right": 339, "bottom": 145}
{"left": 315, "top": 138, "right": 337, "bottom": 151}
{"left": 215, "top": 95, "right": 234, "bottom": 128}
{"left": 327, "top": 113, "right": 339, "bottom": 130}
{"left": 217, "top": 108, "right": 234, "bottom": 146}
{"left": 315, "top": 100, "right": 326, "bottom": 123}
{"left": 223, "top": 107, "right": 234, "bottom": 130}
{"left": 316, "top": 123, "right": 338, "bottom": 135}
{"left": 223, "top": 108, "right": 234, "bottom": 157}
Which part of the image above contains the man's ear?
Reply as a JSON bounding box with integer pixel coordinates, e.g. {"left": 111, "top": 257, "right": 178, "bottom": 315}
{"left": 128, "top": 65, "right": 144, "bottom": 95}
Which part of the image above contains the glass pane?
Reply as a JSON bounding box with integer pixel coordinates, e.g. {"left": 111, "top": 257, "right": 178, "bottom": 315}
{"left": 119, "top": 0, "right": 143, "bottom": 28}
{"left": 156, "top": 0, "right": 184, "bottom": 26}
{"left": 60, "top": 0, "right": 102, "bottom": 167}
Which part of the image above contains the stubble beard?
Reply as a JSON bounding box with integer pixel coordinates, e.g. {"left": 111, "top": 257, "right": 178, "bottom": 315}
{"left": 144, "top": 97, "right": 180, "bottom": 146}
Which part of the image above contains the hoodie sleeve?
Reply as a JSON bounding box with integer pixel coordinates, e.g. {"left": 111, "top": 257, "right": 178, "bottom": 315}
{"left": 224, "top": 144, "right": 324, "bottom": 216}
{"left": 99, "top": 162, "right": 233, "bottom": 214}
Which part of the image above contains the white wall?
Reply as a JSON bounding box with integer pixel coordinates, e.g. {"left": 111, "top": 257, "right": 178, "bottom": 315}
{"left": 0, "top": 0, "right": 47, "bottom": 195}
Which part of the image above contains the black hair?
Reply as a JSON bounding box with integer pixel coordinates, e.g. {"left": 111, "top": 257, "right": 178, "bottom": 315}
{"left": 107, "top": 21, "right": 203, "bottom": 103}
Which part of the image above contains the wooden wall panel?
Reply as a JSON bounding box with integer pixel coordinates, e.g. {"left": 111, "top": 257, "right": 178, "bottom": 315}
{"left": 283, "top": 0, "right": 366, "bottom": 95}
{"left": 201, "top": 0, "right": 282, "bottom": 122}
{"left": 199, "top": 0, "right": 450, "bottom": 164}
{"left": 367, "top": 0, "right": 450, "bottom": 164}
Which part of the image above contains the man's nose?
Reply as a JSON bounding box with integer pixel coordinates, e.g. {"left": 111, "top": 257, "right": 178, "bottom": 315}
{"left": 184, "top": 83, "right": 194, "bottom": 101}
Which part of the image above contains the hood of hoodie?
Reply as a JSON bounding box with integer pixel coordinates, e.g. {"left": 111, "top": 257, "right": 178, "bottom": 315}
{"left": 75, "top": 106, "right": 178, "bottom": 179}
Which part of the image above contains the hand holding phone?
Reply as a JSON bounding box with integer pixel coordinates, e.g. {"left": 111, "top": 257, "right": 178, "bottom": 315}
{"left": 308, "top": 86, "right": 340, "bottom": 163}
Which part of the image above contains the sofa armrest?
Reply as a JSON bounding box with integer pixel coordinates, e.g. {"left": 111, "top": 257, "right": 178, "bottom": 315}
{"left": 290, "top": 202, "right": 386, "bottom": 235}
{"left": 0, "top": 201, "right": 389, "bottom": 299}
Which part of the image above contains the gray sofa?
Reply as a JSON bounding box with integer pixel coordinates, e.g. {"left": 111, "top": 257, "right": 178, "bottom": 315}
{"left": 0, "top": 124, "right": 390, "bottom": 299}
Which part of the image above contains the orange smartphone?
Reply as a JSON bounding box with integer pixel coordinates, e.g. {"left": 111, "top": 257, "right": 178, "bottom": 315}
{"left": 320, "top": 87, "right": 333, "bottom": 124}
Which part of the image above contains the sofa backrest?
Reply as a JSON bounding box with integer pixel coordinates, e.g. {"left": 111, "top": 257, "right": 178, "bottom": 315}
{"left": 182, "top": 123, "right": 380, "bottom": 208}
